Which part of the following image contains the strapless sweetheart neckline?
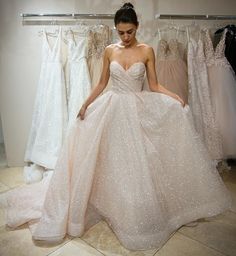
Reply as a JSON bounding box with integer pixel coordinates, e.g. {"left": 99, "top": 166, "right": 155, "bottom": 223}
{"left": 110, "top": 60, "right": 145, "bottom": 72}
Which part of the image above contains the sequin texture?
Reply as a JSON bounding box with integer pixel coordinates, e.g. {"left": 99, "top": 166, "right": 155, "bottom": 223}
{"left": 4, "top": 61, "right": 231, "bottom": 251}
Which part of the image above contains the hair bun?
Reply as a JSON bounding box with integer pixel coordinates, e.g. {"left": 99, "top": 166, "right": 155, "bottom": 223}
{"left": 122, "top": 2, "right": 134, "bottom": 9}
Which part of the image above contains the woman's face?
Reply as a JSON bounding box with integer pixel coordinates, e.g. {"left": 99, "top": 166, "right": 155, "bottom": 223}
{"left": 116, "top": 22, "right": 138, "bottom": 47}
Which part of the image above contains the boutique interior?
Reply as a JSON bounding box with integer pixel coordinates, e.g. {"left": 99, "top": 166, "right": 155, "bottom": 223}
{"left": 0, "top": 0, "right": 236, "bottom": 255}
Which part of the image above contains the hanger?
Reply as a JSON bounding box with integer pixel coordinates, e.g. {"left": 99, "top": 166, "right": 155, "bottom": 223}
{"left": 38, "top": 28, "right": 59, "bottom": 37}
{"left": 215, "top": 23, "right": 236, "bottom": 34}
{"left": 38, "top": 19, "right": 60, "bottom": 37}
{"left": 160, "top": 18, "right": 186, "bottom": 34}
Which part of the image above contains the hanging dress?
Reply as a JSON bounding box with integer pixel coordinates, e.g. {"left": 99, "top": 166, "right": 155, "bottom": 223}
{"left": 214, "top": 25, "right": 236, "bottom": 74}
{"left": 65, "top": 29, "right": 92, "bottom": 130}
{"left": 24, "top": 27, "right": 68, "bottom": 169}
{"left": 204, "top": 29, "right": 236, "bottom": 158}
{"left": 3, "top": 60, "right": 231, "bottom": 251}
{"left": 156, "top": 30, "right": 188, "bottom": 103}
{"left": 187, "top": 29, "right": 223, "bottom": 160}
{"left": 88, "top": 25, "right": 111, "bottom": 89}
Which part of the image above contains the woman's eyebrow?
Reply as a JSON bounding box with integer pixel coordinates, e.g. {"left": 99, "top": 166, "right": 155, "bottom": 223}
{"left": 118, "top": 29, "right": 134, "bottom": 33}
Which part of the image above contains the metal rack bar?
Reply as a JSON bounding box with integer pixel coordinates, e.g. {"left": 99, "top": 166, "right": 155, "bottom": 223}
{"left": 155, "top": 14, "right": 236, "bottom": 20}
{"left": 20, "top": 13, "right": 115, "bottom": 19}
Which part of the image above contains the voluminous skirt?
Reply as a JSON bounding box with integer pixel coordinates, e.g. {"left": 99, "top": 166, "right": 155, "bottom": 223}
{"left": 3, "top": 89, "right": 231, "bottom": 250}
{"left": 207, "top": 65, "right": 236, "bottom": 158}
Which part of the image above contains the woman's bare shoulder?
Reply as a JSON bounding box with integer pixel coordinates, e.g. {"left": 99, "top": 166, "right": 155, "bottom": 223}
{"left": 106, "top": 43, "right": 122, "bottom": 50}
{"left": 137, "top": 43, "right": 153, "bottom": 50}
{"left": 139, "top": 44, "right": 154, "bottom": 58}
{"left": 104, "top": 43, "right": 121, "bottom": 55}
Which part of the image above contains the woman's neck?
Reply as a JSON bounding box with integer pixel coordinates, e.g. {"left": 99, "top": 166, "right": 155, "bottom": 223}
{"left": 121, "top": 39, "right": 138, "bottom": 48}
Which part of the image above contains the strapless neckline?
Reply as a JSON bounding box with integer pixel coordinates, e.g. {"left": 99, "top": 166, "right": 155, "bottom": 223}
{"left": 110, "top": 60, "right": 145, "bottom": 72}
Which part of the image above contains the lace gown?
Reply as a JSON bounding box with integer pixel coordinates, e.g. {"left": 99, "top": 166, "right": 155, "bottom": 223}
{"left": 24, "top": 28, "right": 67, "bottom": 169}
{"left": 66, "top": 31, "right": 92, "bottom": 130}
{"left": 156, "top": 39, "right": 188, "bottom": 103}
{"left": 188, "top": 36, "right": 223, "bottom": 160}
{"left": 204, "top": 29, "right": 236, "bottom": 158}
{"left": 3, "top": 61, "right": 230, "bottom": 251}
{"left": 88, "top": 25, "right": 111, "bottom": 88}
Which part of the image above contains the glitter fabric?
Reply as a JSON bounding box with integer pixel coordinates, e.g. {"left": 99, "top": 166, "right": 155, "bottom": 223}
{"left": 4, "top": 61, "right": 231, "bottom": 251}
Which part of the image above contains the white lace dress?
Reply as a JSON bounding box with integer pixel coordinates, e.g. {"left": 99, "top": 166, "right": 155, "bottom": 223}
{"left": 24, "top": 28, "right": 68, "bottom": 169}
{"left": 204, "top": 29, "right": 236, "bottom": 158}
{"left": 188, "top": 35, "right": 223, "bottom": 160}
{"left": 66, "top": 30, "right": 92, "bottom": 130}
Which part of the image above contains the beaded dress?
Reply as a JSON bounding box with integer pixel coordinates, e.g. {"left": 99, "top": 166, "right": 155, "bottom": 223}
{"left": 156, "top": 38, "right": 188, "bottom": 103}
{"left": 88, "top": 25, "right": 111, "bottom": 88}
{"left": 204, "top": 29, "right": 236, "bottom": 158}
{"left": 187, "top": 32, "right": 223, "bottom": 160}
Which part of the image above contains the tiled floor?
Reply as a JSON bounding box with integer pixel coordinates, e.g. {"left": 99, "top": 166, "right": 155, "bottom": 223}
{"left": 0, "top": 159, "right": 235, "bottom": 255}
{"left": 0, "top": 143, "right": 7, "bottom": 169}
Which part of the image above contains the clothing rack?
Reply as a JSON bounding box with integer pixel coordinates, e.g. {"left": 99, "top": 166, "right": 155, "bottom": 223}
{"left": 20, "top": 13, "right": 115, "bottom": 25}
{"left": 155, "top": 14, "right": 236, "bottom": 20}
{"left": 20, "top": 13, "right": 115, "bottom": 19}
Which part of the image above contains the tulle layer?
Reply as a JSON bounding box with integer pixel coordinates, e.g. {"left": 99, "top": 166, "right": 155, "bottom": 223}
{"left": 4, "top": 90, "right": 231, "bottom": 250}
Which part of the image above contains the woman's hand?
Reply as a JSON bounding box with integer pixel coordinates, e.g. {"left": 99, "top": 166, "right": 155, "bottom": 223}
{"left": 77, "top": 105, "right": 87, "bottom": 120}
{"left": 173, "top": 94, "right": 185, "bottom": 107}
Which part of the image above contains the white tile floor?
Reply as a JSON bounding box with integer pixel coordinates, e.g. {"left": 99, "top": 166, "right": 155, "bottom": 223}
{"left": 0, "top": 146, "right": 235, "bottom": 256}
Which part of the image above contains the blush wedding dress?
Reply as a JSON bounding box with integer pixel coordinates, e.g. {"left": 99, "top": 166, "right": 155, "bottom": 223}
{"left": 156, "top": 38, "right": 188, "bottom": 103}
{"left": 2, "top": 60, "right": 231, "bottom": 251}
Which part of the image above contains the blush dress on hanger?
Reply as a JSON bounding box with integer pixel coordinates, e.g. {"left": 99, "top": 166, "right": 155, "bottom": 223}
{"left": 88, "top": 25, "right": 111, "bottom": 88}
{"left": 156, "top": 38, "right": 188, "bottom": 103}
{"left": 3, "top": 61, "right": 231, "bottom": 251}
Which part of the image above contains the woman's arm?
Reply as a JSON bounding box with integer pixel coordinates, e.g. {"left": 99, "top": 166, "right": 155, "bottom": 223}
{"left": 145, "top": 46, "right": 185, "bottom": 106}
{"left": 77, "top": 45, "right": 112, "bottom": 119}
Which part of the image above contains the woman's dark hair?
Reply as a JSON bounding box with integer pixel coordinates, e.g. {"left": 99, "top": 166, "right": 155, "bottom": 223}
{"left": 114, "top": 2, "right": 138, "bottom": 26}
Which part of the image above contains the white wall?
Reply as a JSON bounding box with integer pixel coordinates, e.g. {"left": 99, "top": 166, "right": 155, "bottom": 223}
{"left": 0, "top": 117, "right": 3, "bottom": 143}
{"left": 157, "top": 0, "right": 236, "bottom": 14}
{"left": 0, "top": 0, "right": 235, "bottom": 166}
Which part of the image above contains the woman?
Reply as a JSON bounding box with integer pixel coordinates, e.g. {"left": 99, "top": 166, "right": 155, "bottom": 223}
{"left": 78, "top": 4, "right": 185, "bottom": 120}
{"left": 4, "top": 3, "right": 231, "bottom": 251}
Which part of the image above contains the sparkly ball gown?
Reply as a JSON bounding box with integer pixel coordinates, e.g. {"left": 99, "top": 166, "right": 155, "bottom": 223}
{"left": 3, "top": 60, "right": 231, "bottom": 250}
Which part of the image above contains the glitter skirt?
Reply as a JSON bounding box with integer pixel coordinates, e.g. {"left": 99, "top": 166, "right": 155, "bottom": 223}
{"left": 3, "top": 89, "right": 231, "bottom": 250}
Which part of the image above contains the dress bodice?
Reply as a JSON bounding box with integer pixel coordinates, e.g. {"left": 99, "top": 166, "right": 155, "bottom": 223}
{"left": 109, "top": 61, "right": 146, "bottom": 93}
{"left": 204, "top": 29, "right": 230, "bottom": 68}
{"left": 168, "top": 39, "right": 181, "bottom": 58}
{"left": 156, "top": 39, "right": 181, "bottom": 60}
{"left": 42, "top": 28, "right": 62, "bottom": 63}
{"left": 157, "top": 39, "right": 168, "bottom": 59}
{"left": 89, "top": 25, "right": 111, "bottom": 59}
{"left": 188, "top": 38, "right": 205, "bottom": 63}
{"left": 67, "top": 32, "right": 89, "bottom": 62}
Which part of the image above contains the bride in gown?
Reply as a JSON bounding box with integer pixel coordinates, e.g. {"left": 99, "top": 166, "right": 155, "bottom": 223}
{"left": 2, "top": 2, "right": 231, "bottom": 251}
